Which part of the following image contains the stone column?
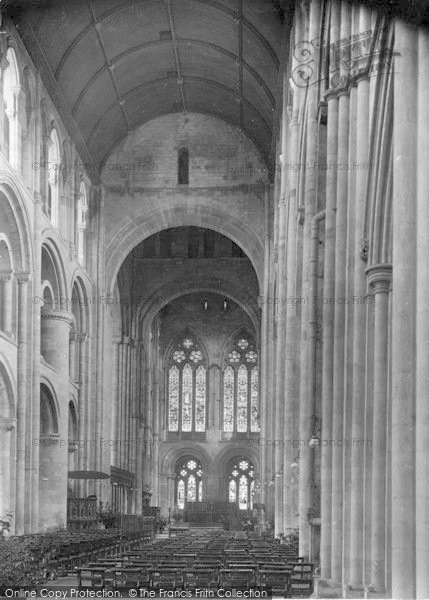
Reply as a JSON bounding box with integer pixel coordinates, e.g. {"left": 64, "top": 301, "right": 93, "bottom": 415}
{"left": 415, "top": 25, "right": 429, "bottom": 600}
{"left": 30, "top": 73, "right": 42, "bottom": 530}
{"left": 260, "top": 185, "right": 272, "bottom": 511}
{"left": 78, "top": 333, "right": 89, "bottom": 495}
{"left": 366, "top": 265, "right": 391, "bottom": 594}
{"left": 348, "top": 6, "right": 371, "bottom": 591}
{"left": 15, "top": 273, "right": 29, "bottom": 534}
{"left": 69, "top": 331, "right": 77, "bottom": 381}
{"left": 0, "top": 271, "right": 13, "bottom": 335}
{"left": 321, "top": 2, "right": 340, "bottom": 577}
{"left": 39, "top": 310, "right": 72, "bottom": 531}
{"left": 298, "top": 0, "right": 321, "bottom": 559}
{"left": 391, "top": 19, "right": 417, "bottom": 600}
{"left": 41, "top": 311, "right": 73, "bottom": 373}
{"left": 0, "top": 418, "right": 16, "bottom": 519}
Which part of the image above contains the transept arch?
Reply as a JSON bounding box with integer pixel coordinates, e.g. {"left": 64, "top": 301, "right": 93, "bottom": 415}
{"left": 105, "top": 204, "right": 265, "bottom": 296}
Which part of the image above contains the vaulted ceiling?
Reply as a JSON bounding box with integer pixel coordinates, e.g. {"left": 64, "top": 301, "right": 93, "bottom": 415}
{"left": 13, "top": 0, "right": 285, "bottom": 176}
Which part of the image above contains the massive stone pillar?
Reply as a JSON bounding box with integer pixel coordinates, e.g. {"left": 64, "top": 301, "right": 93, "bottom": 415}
{"left": 39, "top": 310, "right": 72, "bottom": 531}
{"left": 415, "top": 25, "right": 429, "bottom": 600}
{"left": 366, "top": 265, "right": 391, "bottom": 594}
{"left": 391, "top": 19, "right": 417, "bottom": 600}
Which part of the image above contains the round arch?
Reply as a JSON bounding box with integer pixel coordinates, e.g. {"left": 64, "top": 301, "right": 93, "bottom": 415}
{"left": 70, "top": 274, "right": 92, "bottom": 334}
{"left": 161, "top": 444, "right": 212, "bottom": 477}
{"left": 133, "top": 282, "right": 260, "bottom": 342}
{"left": 105, "top": 205, "right": 264, "bottom": 295}
{"left": 0, "top": 356, "right": 17, "bottom": 419}
{"left": 214, "top": 445, "right": 260, "bottom": 479}
{"left": 39, "top": 379, "right": 60, "bottom": 435}
{"left": 40, "top": 238, "right": 69, "bottom": 305}
{"left": 0, "top": 179, "right": 33, "bottom": 273}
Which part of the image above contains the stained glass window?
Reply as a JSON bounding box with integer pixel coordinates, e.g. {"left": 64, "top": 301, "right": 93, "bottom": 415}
{"left": 237, "top": 365, "right": 248, "bottom": 432}
{"left": 195, "top": 365, "right": 206, "bottom": 431}
{"left": 190, "top": 350, "right": 203, "bottom": 363}
{"left": 187, "top": 475, "right": 196, "bottom": 501}
{"left": 182, "top": 364, "right": 193, "bottom": 431}
{"left": 177, "top": 480, "right": 185, "bottom": 509}
{"left": 228, "top": 458, "right": 254, "bottom": 510}
{"left": 168, "top": 366, "right": 179, "bottom": 431}
{"left": 229, "top": 479, "right": 237, "bottom": 502}
{"left": 250, "top": 368, "right": 260, "bottom": 432}
{"left": 175, "top": 456, "right": 203, "bottom": 509}
{"left": 223, "top": 366, "right": 234, "bottom": 432}
{"left": 228, "top": 350, "right": 241, "bottom": 363}
{"left": 173, "top": 350, "right": 186, "bottom": 363}
{"left": 168, "top": 335, "right": 207, "bottom": 432}
{"left": 237, "top": 338, "right": 249, "bottom": 350}
{"left": 246, "top": 351, "right": 258, "bottom": 363}
{"left": 239, "top": 475, "right": 248, "bottom": 509}
{"left": 222, "top": 334, "right": 260, "bottom": 433}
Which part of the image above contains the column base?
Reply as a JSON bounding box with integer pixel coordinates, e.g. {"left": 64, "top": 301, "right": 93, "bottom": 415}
{"left": 343, "top": 583, "right": 365, "bottom": 598}
{"left": 364, "top": 585, "right": 387, "bottom": 599}
{"left": 312, "top": 578, "right": 344, "bottom": 598}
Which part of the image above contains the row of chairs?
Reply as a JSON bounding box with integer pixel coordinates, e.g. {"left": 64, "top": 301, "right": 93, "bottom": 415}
{"left": 77, "top": 529, "right": 313, "bottom": 597}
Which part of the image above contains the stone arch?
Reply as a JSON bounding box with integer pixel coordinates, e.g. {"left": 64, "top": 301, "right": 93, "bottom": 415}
{"left": 40, "top": 381, "right": 59, "bottom": 435}
{"left": 135, "top": 280, "right": 260, "bottom": 340}
{"left": 0, "top": 179, "right": 33, "bottom": 273}
{"left": 39, "top": 380, "right": 66, "bottom": 531}
{"left": 105, "top": 204, "right": 264, "bottom": 295}
{"left": 70, "top": 274, "right": 91, "bottom": 335}
{"left": 160, "top": 444, "right": 212, "bottom": 517}
{"left": 214, "top": 445, "right": 260, "bottom": 480}
{"left": 2, "top": 45, "right": 21, "bottom": 169}
{"left": 161, "top": 444, "right": 212, "bottom": 477}
{"left": 40, "top": 239, "right": 68, "bottom": 308}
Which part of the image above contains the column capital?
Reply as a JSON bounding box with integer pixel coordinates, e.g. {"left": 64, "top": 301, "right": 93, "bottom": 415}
{"left": 0, "top": 270, "right": 13, "bottom": 281}
{"left": 77, "top": 332, "right": 89, "bottom": 343}
{"left": 41, "top": 309, "right": 74, "bottom": 325}
{"left": 366, "top": 263, "right": 392, "bottom": 293}
{"left": 16, "top": 272, "right": 31, "bottom": 284}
